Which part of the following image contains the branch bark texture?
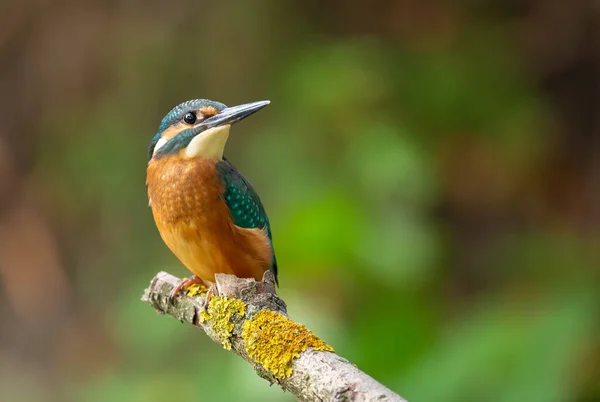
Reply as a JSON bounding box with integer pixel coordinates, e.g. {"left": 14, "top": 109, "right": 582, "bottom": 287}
{"left": 141, "top": 271, "right": 406, "bottom": 402}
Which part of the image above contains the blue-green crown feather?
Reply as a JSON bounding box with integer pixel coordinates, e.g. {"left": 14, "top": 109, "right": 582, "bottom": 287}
{"left": 148, "top": 99, "right": 227, "bottom": 160}
{"left": 216, "top": 158, "right": 278, "bottom": 284}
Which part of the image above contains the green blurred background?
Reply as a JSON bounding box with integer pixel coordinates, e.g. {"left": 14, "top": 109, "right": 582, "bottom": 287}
{"left": 1, "top": 1, "right": 599, "bottom": 401}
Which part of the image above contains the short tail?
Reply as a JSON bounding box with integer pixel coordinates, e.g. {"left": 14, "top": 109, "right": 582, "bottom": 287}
{"left": 271, "top": 255, "right": 279, "bottom": 286}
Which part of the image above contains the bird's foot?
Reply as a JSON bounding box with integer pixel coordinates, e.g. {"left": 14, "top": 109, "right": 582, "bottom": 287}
{"left": 169, "top": 275, "right": 204, "bottom": 305}
{"left": 202, "top": 284, "right": 218, "bottom": 312}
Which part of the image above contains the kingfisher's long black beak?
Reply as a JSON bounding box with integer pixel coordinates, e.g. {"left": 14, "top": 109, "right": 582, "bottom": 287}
{"left": 202, "top": 100, "right": 270, "bottom": 129}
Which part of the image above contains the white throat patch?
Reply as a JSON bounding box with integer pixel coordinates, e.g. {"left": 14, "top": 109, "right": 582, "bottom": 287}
{"left": 184, "top": 124, "right": 231, "bottom": 159}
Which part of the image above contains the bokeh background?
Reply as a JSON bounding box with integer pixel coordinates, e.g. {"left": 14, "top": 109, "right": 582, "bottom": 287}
{"left": 1, "top": 1, "right": 599, "bottom": 401}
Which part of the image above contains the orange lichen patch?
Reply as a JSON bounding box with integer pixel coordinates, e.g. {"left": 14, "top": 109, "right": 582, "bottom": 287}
{"left": 199, "top": 296, "right": 246, "bottom": 350}
{"left": 199, "top": 106, "right": 218, "bottom": 118}
{"left": 242, "top": 310, "right": 334, "bottom": 379}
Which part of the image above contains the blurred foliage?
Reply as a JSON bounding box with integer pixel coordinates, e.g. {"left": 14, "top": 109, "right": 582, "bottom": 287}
{"left": 0, "top": 1, "right": 599, "bottom": 402}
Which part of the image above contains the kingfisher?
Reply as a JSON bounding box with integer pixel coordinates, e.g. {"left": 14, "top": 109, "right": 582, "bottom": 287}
{"left": 146, "top": 99, "right": 277, "bottom": 303}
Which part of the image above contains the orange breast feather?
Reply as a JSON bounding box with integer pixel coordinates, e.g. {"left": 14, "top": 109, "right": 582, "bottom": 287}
{"left": 146, "top": 155, "right": 272, "bottom": 283}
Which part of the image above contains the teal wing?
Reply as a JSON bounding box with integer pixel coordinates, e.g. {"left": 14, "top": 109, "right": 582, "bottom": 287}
{"left": 216, "top": 157, "right": 278, "bottom": 284}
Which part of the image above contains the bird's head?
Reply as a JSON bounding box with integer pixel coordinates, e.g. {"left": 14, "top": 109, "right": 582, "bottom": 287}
{"left": 148, "top": 99, "right": 269, "bottom": 161}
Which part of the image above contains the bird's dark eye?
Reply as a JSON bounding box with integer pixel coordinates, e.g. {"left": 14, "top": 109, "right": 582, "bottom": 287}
{"left": 183, "top": 111, "right": 197, "bottom": 125}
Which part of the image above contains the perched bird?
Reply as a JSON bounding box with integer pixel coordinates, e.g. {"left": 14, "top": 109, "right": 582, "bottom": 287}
{"left": 146, "top": 99, "right": 277, "bottom": 302}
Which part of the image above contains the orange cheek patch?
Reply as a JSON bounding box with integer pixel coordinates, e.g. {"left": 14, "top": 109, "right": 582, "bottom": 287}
{"left": 199, "top": 106, "right": 218, "bottom": 118}
{"left": 160, "top": 123, "right": 185, "bottom": 142}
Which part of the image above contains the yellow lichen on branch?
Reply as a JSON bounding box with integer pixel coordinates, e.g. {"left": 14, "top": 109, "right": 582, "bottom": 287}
{"left": 142, "top": 272, "right": 405, "bottom": 402}
{"left": 195, "top": 292, "right": 334, "bottom": 378}
{"left": 185, "top": 283, "right": 208, "bottom": 297}
{"left": 199, "top": 296, "right": 246, "bottom": 350}
{"left": 242, "top": 309, "right": 334, "bottom": 379}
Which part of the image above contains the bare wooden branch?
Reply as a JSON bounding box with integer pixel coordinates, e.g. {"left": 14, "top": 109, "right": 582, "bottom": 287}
{"left": 141, "top": 271, "right": 406, "bottom": 402}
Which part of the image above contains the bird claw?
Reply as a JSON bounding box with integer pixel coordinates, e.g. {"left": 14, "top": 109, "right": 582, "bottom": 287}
{"left": 168, "top": 275, "right": 204, "bottom": 305}
{"left": 202, "top": 285, "right": 217, "bottom": 312}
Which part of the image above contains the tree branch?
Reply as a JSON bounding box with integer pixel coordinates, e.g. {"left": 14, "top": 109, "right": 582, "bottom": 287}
{"left": 141, "top": 271, "right": 406, "bottom": 402}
